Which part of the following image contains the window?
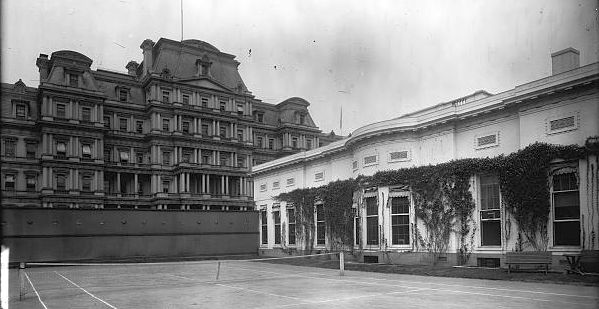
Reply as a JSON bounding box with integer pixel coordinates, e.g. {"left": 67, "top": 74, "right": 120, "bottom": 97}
{"left": 201, "top": 97, "right": 209, "bottom": 108}
{"left": 254, "top": 112, "right": 264, "bottom": 123}
{"left": 136, "top": 120, "right": 143, "bottom": 133}
{"left": 288, "top": 208, "right": 296, "bottom": 245}
{"left": 306, "top": 139, "right": 312, "bottom": 150}
{"left": 162, "top": 181, "right": 170, "bottom": 193}
{"left": 316, "top": 204, "right": 326, "bottom": 245}
{"left": 56, "top": 174, "right": 67, "bottom": 191}
{"left": 82, "top": 144, "right": 92, "bottom": 159}
{"left": 201, "top": 124, "right": 209, "bottom": 135}
{"left": 237, "top": 103, "right": 244, "bottom": 115}
{"left": 81, "top": 107, "right": 91, "bottom": 122}
{"left": 314, "top": 171, "right": 324, "bottom": 182}
{"left": 268, "top": 138, "right": 274, "bottom": 150}
{"left": 56, "top": 142, "right": 67, "bottom": 159}
{"left": 476, "top": 134, "right": 498, "bottom": 148}
{"left": 4, "top": 175, "right": 15, "bottom": 190}
{"left": 220, "top": 153, "right": 229, "bottom": 166}
{"left": 136, "top": 152, "right": 144, "bottom": 164}
{"left": 237, "top": 129, "right": 244, "bottom": 141}
{"left": 352, "top": 161, "right": 358, "bottom": 170}
{"left": 354, "top": 209, "right": 360, "bottom": 246}
{"left": 259, "top": 183, "right": 267, "bottom": 192}
{"left": 16, "top": 104, "right": 26, "bottom": 119}
{"left": 26, "top": 143, "right": 36, "bottom": 159}
{"left": 291, "top": 137, "right": 298, "bottom": 148}
{"left": 389, "top": 151, "right": 409, "bottom": 162}
{"left": 272, "top": 181, "right": 280, "bottom": 190}
{"left": 182, "top": 94, "right": 190, "bottom": 105}
{"left": 256, "top": 136, "right": 264, "bottom": 148}
{"left": 286, "top": 178, "right": 295, "bottom": 187}
{"left": 480, "top": 175, "right": 501, "bottom": 246}
{"left": 182, "top": 121, "right": 190, "bottom": 134}
{"left": 365, "top": 196, "right": 379, "bottom": 245}
{"left": 182, "top": 151, "right": 191, "bottom": 163}
{"left": 237, "top": 156, "right": 245, "bottom": 168}
{"left": 4, "top": 140, "right": 16, "bottom": 158}
{"left": 162, "top": 118, "right": 170, "bottom": 131}
{"left": 104, "top": 148, "right": 112, "bottom": 162}
{"left": 550, "top": 116, "right": 575, "bottom": 131}
{"left": 119, "top": 89, "right": 128, "bottom": 102}
{"left": 162, "top": 90, "right": 170, "bottom": 103}
{"left": 274, "top": 209, "right": 281, "bottom": 245}
{"left": 299, "top": 114, "right": 306, "bottom": 124}
{"left": 552, "top": 172, "right": 580, "bottom": 246}
{"left": 82, "top": 175, "right": 92, "bottom": 192}
{"left": 391, "top": 197, "right": 410, "bottom": 245}
{"left": 119, "top": 150, "right": 129, "bottom": 163}
{"left": 162, "top": 152, "right": 171, "bottom": 165}
{"left": 219, "top": 100, "right": 227, "bottom": 111}
{"left": 219, "top": 126, "right": 227, "bottom": 138}
{"left": 202, "top": 152, "right": 211, "bottom": 164}
{"left": 69, "top": 74, "right": 78, "bottom": 87}
{"left": 56, "top": 103, "right": 66, "bottom": 118}
{"left": 26, "top": 175, "right": 36, "bottom": 191}
{"left": 119, "top": 118, "right": 128, "bottom": 131}
{"left": 261, "top": 208, "right": 268, "bottom": 245}
{"left": 364, "top": 155, "right": 378, "bottom": 166}
{"left": 103, "top": 116, "right": 111, "bottom": 129}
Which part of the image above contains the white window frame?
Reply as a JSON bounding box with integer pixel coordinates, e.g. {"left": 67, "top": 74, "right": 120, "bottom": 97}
{"left": 388, "top": 150, "right": 411, "bottom": 163}
{"left": 259, "top": 183, "right": 267, "bottom": 192}
{"left": 478, "top": 175, "right": 502, "bottom": 248}
{"left": 315, "top": 203, "right": 326, "bottom": 247}
{"left": 474, "top": 132, "right": 500, "bottom": 150}
{"left": 287, "top": 206, "right": 297, "bottom": 246}
{"left": 363, "top": 154, "right": 378, "bottom": 167}
{"left": 286, "top": 178, "right": 295, "bottom": 187}
{"left": 273, "top": 204, "right": 281, "bottom": 246}
{"left": 260, "top": 206, "right": 268, "bottom": 246}
{"left": 389, "top": 192, "right": 411, "bottom": 247}
{"left": 550, "top": 169, "right": 581, "bottom": 248}
{"left": 272, "top": 180, "right": 280, "bottom": 190}
{"left": 546, "top": 112, "right": 579, "bottom": 135}
{"left": 314, "top": 171, "right": 325, "bottom": 182}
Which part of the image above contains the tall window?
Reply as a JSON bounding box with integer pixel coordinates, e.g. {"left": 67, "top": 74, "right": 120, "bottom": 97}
{"left": 56, "top": 103, "right": 66, "bottom": 118}
{"left": 26, "top": 175, "right": 36, "bottom": 191}
{"left": 256, "top": 137, "right": 264, "bottom": 148}
{"left": 162, "top": 90, "right": 170, "bottom": 103}
{"left": 4, "top": 140, "right": 16, "bottom": 158}
{"left": 291, "top": 137, "right": 298, "bottom": 148}
{"left": 391, "top": 196, "right": 410, "bottom": 245}
{"left": 16, "top": 104, "right": 27, "bottom": 119}
{"left": 219, "top": 100, "right": 227, "bottom": 111}
{"left": 219, "top": 126, "right": 227, "bottom": 138}
{"left": 354, "top": 208, "right": 360, "bottom": 245}
{"left": 288, "top": 208, "right": 296, "bottom": 245}
{"left": 136, "top": 120, "right": 143, "bottom": 133}
{"left": 120, "top": 150, "right": 130, "bottom": 163}
{"left": 162, "top": 119, "right": 170, "bottom": 131}
{"left": 56, "top": 142, "right": 67, "bottom": 159}
{"left": 182, "top": 94, "right": 190, "bottom": 105}
{"left": 201, "top": 97, "right": 209, "bottom": 108}
{"left": 261, "top": 208, "right": 268, "bottom": 245}
{"left": 4, "top": 175, "right": 15, "bottom": 190}
{"left": 56, "top": 174, "right": 66, "bottom": 191}
{"left": 182, "top": 151, "right": 191, "bottom": 163}
{"left": 69, "top": 74, "right": 78, "bottom": 87}
{"left": 268, "top": 138, "right": 274, "bottom": 150}
{"left": 81, "top": 144, "right": 92, "bottom": 160}
{"left": 81, "top": 107, "right": 91, "bottom": 122}
{"left": 104, "top": 148, "right": 112, "bottom": 162}
{"left": 366, "top": 196, "right": 379, "bottom": 245}
{"left": 119, "top": 118, "right": 128, "bottom": 131}
{"left": 237, "top": 103, "right": 244, "bottom": 115}
{"left": 201, "top": 124, "right": 209, "bottom": 135}
{"left": 316, "top": 204, "right": 326, "bottom": 245}
{"left": 119, "top": 89, "right": 128, "bottom": 102}
{"left": 480, "top": 175, "right": 501, "bottom": 246}
{"left": 220, "top": 152, "right": 230, "bottom": 166}
{"left": 82, "top": 175, "right": 92, "bottom": 192}
{"left": 162, "top": 151, "right": 171, "bottom": 165}
{"left": 274, "top": 209, "right": 281, "bottom": 245}
{"left": 162, "top": 181, "right": 170, "bottom": 193}
{"left": 553, "top": 172, "right": 580, "bottom": 246}
{"left": 237, "top": 129, "right": 244, "bottom": 141}
{"left": 182, "top": 121, "right": 190, "bottom": 134}
{"left": 202, "top": 152, "right": 211, "bottom": 164}
{"left": 26, "top": 143, "right": 36, "bottom": 159}
{"left": 306, "top": 139, "right": 312, "bottom": 150}
{"left": 103, "top": 116, "right": 111, "bottom": 129}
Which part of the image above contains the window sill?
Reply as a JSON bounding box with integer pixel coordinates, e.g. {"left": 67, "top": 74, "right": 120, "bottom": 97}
{"left": 475, "top": 246, "right": 502, "bottom": 252}
{"left": 549, "top": 246, "right": 582, "bottom": 252}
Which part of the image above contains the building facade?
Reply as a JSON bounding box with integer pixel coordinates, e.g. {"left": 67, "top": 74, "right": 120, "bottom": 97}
{"left": 252, "top": 48, "right": 599, "bottom": 265}
{"left": 1, "top": 38, "right": 337, "bottom": 210}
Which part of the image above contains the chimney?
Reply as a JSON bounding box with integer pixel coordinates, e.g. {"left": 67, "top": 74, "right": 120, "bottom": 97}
{"left": 35, "top": 54, "right": 50, "bottom": 82}
{"left": 551, "top": 47, "right": 580, "bottom": 75}
{"left": 125, "top": 61, "right": 139, "bottom": 76}
{"left": 140, "top": 39, "right": 155, "bottom": 76}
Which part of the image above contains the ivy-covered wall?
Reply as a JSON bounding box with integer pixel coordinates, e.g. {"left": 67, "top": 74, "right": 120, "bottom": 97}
{"left": 272, "top": 141, "right": 598, "bottom": 264}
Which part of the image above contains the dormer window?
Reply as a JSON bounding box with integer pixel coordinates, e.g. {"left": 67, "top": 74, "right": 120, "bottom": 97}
{"left": 299, "top": 113, "right": 306, "bottom": 125}
{"left": 253, "top": 111, "right": 264, "bottom": 123}
{"left": 196, "top": 56, "right": 212, "bottom": 76}
{"left": 68, "top": 74, "right": 79, "bottom": 87}
{"left": 15, "top": 103, "right": 27, "bottom": 119}
{"left": 119, "top": 89, "right": 128, "bottom": 102}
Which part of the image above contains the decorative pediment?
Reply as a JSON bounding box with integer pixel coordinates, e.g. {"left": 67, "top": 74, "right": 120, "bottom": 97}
{"left": 179, "top": 78, "right": 231, "bottom": 92}
{"left": 14, "top": 79, "right": 26, "bottom": 93}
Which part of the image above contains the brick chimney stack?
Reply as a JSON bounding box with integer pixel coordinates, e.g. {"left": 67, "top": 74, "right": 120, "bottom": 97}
{"left": 140, "top": 39, "right": 155, "bottom": 76}
{"left": 35, "top": 54, "right": 50, "bottom": 82}
{"left": 551, "top": 48, "right": 580, "bottom": 75}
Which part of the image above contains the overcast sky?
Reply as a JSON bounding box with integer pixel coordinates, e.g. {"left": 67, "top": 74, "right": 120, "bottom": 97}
{"left": 2, "top": 0, "right": 598, "bottom": 135}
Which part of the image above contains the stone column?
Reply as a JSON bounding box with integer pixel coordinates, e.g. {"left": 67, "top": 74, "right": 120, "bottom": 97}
{"left": 116, "top": 173, "right": 121, "bottom": 193}
{"left": 134, "top": 173, "right": 138, "bottom": 194}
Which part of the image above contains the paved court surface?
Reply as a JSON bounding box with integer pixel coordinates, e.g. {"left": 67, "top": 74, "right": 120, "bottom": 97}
{"left": 8, "top": 260, "right": 599, "bottom": 308}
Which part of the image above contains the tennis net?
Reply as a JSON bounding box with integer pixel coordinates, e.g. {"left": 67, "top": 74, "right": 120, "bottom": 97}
{"left": 17, "top": 251, "right": 346, "bottom": 302}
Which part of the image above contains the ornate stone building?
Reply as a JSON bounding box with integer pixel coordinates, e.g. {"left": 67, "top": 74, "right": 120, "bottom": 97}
{"left": 1, "top": 38, "right": 339, "bottom": 210}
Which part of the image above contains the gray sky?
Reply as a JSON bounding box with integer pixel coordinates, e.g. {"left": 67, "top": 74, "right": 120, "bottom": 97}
{"left": 2, "top": 0, "right": 598, "bottom": 135}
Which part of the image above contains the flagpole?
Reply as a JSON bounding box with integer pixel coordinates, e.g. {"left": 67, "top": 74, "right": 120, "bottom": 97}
{"left": 180, "top": 0, "right": 184, "bottom": 41}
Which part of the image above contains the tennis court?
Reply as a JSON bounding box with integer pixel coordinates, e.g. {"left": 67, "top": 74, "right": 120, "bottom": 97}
{"left": 8, "top": 253, "right": 599, "bottom": 309}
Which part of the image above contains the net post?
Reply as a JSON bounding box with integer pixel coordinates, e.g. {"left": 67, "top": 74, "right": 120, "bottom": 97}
{"left": 339, "top": 251, "right": 345, "bottom": 276}
{"left": 19, "top": 262, "right": 25, "bottom": 301}
{"left": 216, "top": 261, "right": 221, "bottom": 280}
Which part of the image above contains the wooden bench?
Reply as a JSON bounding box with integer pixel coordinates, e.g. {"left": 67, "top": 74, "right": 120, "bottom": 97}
{"left": 505, "top": 251, "right": 552, "bottom": 274}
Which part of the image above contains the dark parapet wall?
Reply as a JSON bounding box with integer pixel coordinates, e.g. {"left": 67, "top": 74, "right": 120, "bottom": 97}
{"left": 2, "top": 208, "right": 259, "bottom": 262}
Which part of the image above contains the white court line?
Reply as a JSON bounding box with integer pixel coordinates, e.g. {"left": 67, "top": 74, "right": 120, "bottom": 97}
{"left": 215, "top": 283, "right": 303, "bottom": 300}
{"left": 239, "top": 262, "right": 599, "bottom": 299}
{"left": 55, "top": 272, "right": 118, "bottom": 309}
{"left": 227, "top": 264, "right": 597, "bottom": 307}
{"left": 23, "top": 272, "right": 49, "bottom": 309}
